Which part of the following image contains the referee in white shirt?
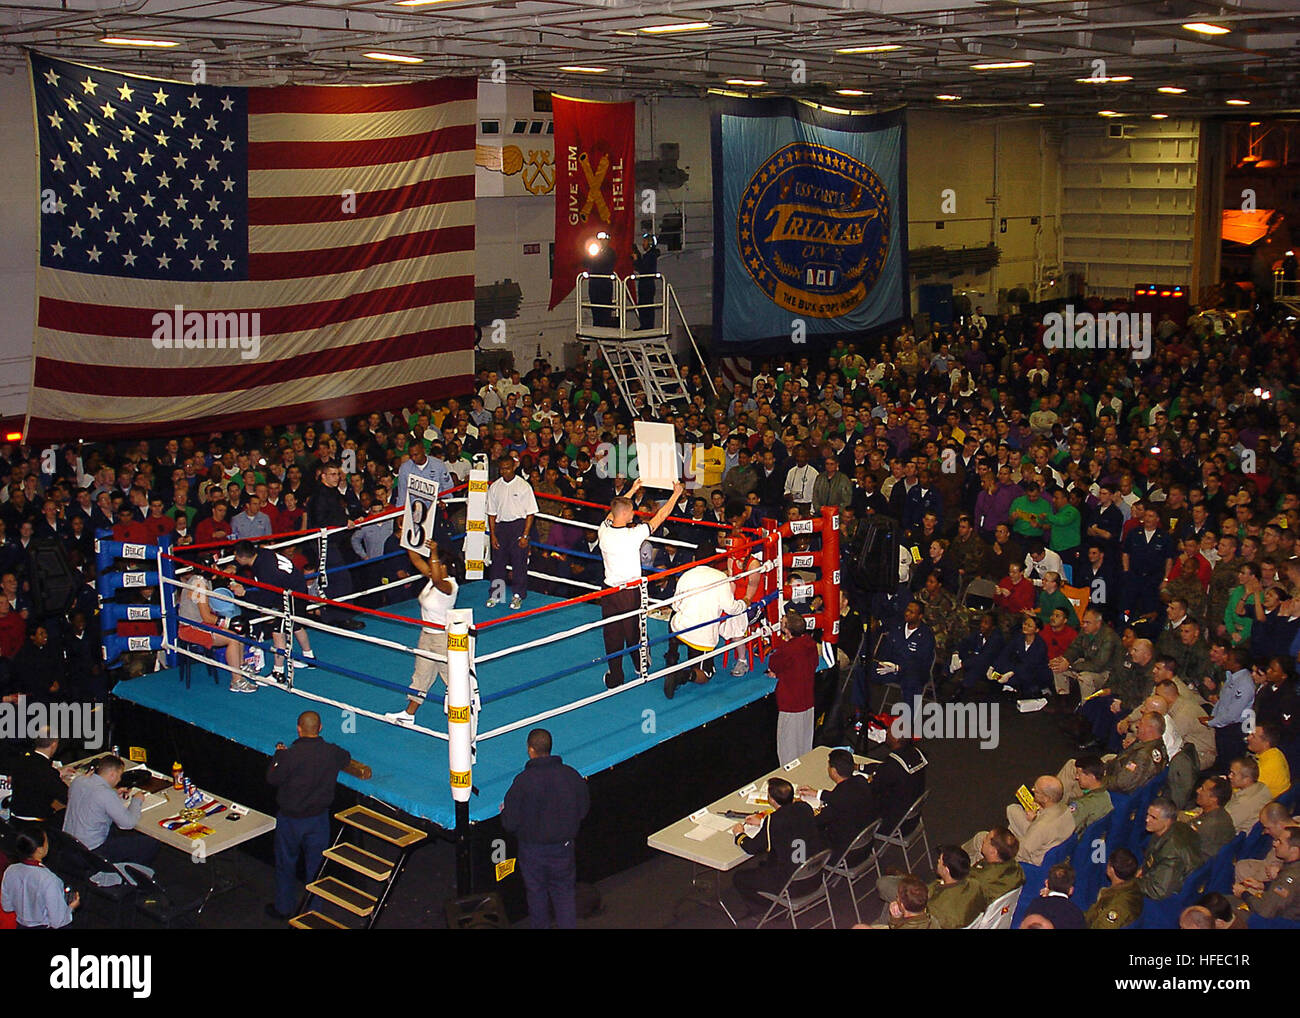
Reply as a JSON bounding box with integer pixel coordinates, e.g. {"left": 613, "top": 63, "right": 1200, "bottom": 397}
{"left": 597, "top": 477, "right": 684, "bottom": 689}
{"left": 487, "top": 456, "right": 540, "bottom": 609}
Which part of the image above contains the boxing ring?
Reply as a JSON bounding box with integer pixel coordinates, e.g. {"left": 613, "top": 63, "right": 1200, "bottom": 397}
{"left": 99, "top": 486, "right": 841, "bottom": 895}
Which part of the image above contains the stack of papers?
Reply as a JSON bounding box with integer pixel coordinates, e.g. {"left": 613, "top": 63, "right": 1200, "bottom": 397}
{"left": 685, "top": 810, "right": 733, "bottom": 841}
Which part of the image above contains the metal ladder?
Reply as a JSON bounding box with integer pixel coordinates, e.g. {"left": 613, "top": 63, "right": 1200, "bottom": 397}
{"left": 291, "top": 804, "right": 427, "bottom": 929}
{"left": 575, "top": 272, "right": 714, "bottom": 416}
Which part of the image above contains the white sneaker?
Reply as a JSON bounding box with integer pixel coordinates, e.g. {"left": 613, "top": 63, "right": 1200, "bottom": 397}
{"left": 1017, "top": 697, "right": 1049, "bottom": 713}
{"left": 385, "top": 709, "right": 416, "bottom": 727}
{"left": 730, "top": 658, "right": 749, "bottom": 677}
{"left": 510, "top": 594, "right": 523, "bottom": 610}
{"left": 230, "top": 677, "right": 258, "bottom": 694}
{"left": 297, "top": 652, "right": 315, "bottom": 669}
{"left": 486, "top": 594, "right": 502, "bottom": 608}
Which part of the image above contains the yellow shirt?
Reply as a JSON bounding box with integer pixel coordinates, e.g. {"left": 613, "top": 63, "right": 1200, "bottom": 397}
{"left": 1257, "top": 747, "right": 1292, "bottom": 799}
{"left": 692, "top": 445, "right": 725, "bottom": 487}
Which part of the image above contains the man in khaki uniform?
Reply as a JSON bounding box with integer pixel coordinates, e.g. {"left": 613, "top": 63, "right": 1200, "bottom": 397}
{"left": 978, "top": 775, "right": 1075, "bottom": 866}
{"left": 1156, "top": 677, "right": 1215, "bottom": 770}
{"left": 1226, "top": 757, "right": 1275, "bottom": 834}
{"left": 1085, "top": 848, "right": 1143, "bottom": 929}
{"left": 1235, "top": 801, "right": 1300, "bottom": 886}
{"left": 1233, "top": 826, "right": 1300, "bottom": 920}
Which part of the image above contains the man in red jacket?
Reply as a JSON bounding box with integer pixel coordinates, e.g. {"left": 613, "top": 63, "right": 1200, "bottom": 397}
{"left": 768, "top": 610, "right": 819, "bottom": 765}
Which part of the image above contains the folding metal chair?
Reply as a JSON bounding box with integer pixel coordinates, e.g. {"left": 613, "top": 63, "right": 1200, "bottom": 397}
{"left": 876, "top": 649, "right": 939, "bottom": 713}
{"left": 821, "top": 819, "right": 883, "bottom": 925}
{"left": 755, "top": 849, "right": 836, "bottom": 929}
{"left": 960, "top": 577, "right": 999, "bottom": 611}
{"left": 874, "top": 790, "right": 932, "bottom": 873}
{"left": 976, "top": 887, "right": 1022, "bottom": 929}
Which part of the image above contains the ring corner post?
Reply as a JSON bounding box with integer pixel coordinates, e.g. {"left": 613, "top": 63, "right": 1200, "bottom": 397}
{"left": 820, "top": 507, "right": 840, "bottom": 646}
{"left": 157, "top": 542, "right": 178, "bottom": 668}
{"left": 447, "top": 608, "right": 474, "bottom": 895}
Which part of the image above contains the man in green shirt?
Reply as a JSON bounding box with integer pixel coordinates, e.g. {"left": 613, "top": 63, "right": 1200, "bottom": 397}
{"left": 1035, "top": 571, "right": 1079, "bottom": 629}
{"left": 1045, "top": 488, "right": 1082, "bottom": 558}
{"left": 1085, "top": 848, "right": 1144, "bottom": 929}
{"left": 1067, "top": 754, "right": 1114, "bottom": 832}
{"left": 927, "top": 845, "right": 988, "bottom": 929}
{"left": 968, "top": 827, "right": 1026, "bottom": 901}
{"left": 1008, "top": 481, "right": 1051, "bottom": 540}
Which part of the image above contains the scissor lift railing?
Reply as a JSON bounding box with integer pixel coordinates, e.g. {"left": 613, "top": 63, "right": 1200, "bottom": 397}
{"left": 574, "top": 272, "right": 713, "bottom": 415}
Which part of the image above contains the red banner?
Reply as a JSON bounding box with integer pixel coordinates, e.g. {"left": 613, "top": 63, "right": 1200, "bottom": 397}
{"left": 548, "top": 95, "right": 635, "bottom": 310}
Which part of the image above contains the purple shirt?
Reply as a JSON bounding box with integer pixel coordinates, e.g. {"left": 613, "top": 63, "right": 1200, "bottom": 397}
{"left": 975, "top": 482, "right": 1021, "bottom": 534}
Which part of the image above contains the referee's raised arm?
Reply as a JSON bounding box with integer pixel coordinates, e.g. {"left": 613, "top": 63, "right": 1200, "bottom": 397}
{"left": 646, "top": 480, "right": 686, "bottom": 534}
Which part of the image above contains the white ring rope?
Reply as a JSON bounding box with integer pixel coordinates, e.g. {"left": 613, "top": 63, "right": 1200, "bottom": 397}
{"left": 164, "top": 575, "right": 443, "bottom": 663}
{"left": 532, "top": 509, "right": 701, "bottom": 549}
{"left": 474, "top": 626, "right": 770, "bottom": 742}
{"left": 165, "top": 641, "right": 450, "bottom": 740}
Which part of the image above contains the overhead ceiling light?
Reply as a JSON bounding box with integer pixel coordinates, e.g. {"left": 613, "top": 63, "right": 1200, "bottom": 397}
{"left": 726, "top": 78, "right": 767, "bottom": 86}
{"left": 971, "top": 60, "right": 1034, "bottom": 70}
{"left": 1226, "top": 98, "right": 1251, "bottom": 106}
{"left": 561, "top": 66, "right": 609, "bottom": 74}
{"left": 1183, "top": 22, "right": 1231, "bottom": 35}
{"left": 836, "top": 44, "right": 902, "bottom": 54}
{"left": 99, "top": 36, "right": 178, "bottom": 47}
{"left": 1250, "top": 121, "right": 1261, "bottom": 126}
{"left": 935, "top": 94, "right": 961, "bottom": 101}
{"left": 1028, "top": 102, "right": 1045, "bottom": 108}
{"left": 364, "top": 51, "right": 424, "bottom": 63}
{"left": 1098, "top": 110, "right": 1123, "bottom": 117}
{"left": 641, "top": 21, "right": 712, "bottom": 34}
{"left": 1151, "top": 113, "right": 1169, "bottom": 119}
{"left": 836, "top": 89, "right": 871, "bottom": 96}
{"left": 1076, "top": 75, "right": 1133, "bottom": 84}
{"left": 1157, "top": 86, "right": 1187, "bottom": 94}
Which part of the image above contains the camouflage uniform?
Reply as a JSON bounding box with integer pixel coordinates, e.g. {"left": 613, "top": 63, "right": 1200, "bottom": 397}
{"left": 1207, "top": 561, "right": 1240, "bottom": 637}
{"left": 1160, "top": 572, "right": 1208, "bottom": 619}
{"left": 947, "top": 532, "right": 989, "bottom": 582}
{"left": 918, "top": 585, "right": 966, "bottom": 657}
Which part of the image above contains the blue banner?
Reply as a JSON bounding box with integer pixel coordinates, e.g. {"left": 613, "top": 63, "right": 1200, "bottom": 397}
{"left": 711, "top": 98, "right": 908, "bottom": 353}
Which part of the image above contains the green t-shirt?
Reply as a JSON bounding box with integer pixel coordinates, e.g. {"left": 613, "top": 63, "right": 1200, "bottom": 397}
{"left": 1037, "top": 588, "right": 1079, "bottom": 629}
{"left": 1009, "top": 495, "right": 1051, "bottom": 538}
{"left": 1045, "top": 503, "right": 1082, "bottom": 552}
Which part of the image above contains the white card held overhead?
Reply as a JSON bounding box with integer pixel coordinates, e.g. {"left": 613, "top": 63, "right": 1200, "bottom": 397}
{"left": 400, "top": 476, "right": 440, "bottom": 552}
{"left": 633, "top": 420, "right": 678, "bottom": 490}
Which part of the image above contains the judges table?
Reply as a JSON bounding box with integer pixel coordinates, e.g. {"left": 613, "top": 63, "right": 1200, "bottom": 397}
{"left": 65, "top": 756, "right": 275, "bottom": 909}
{"left": 647, "top": 745, "right": 872, "bottom": 925}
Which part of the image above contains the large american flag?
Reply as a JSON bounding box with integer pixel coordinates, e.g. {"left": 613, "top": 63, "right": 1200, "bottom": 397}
{"left": 26, "top": 53, "right": 476, "bottom": 443}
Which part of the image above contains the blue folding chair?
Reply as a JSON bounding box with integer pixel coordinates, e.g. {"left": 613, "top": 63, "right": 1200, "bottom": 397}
{"left": 1239, "top": 821, "right": 1270, "bottom": 862}
{"left": 1071, "top": 815, "right": 1112, "bottom": 909}
{"left": 1113, "top": 778, "right": 1163, "bottom": 858}
{"left": 1247, "top": 913, "right": 1300, "bottom": 929}
{"left": 1011, "top": 833, "right": 1079, "bottom": 928}
{"left": 1205, "top": 832, "right": 1246, "bottom": 895}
